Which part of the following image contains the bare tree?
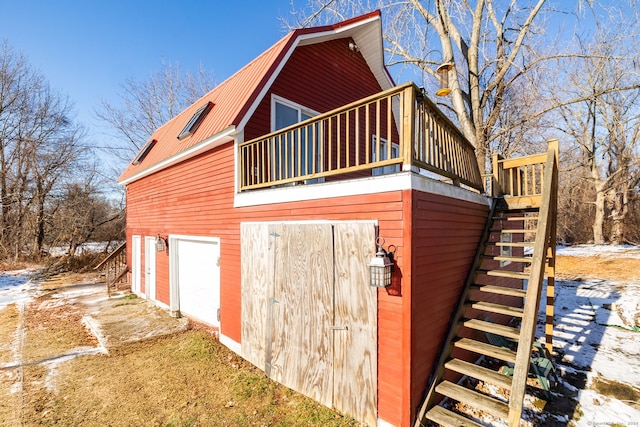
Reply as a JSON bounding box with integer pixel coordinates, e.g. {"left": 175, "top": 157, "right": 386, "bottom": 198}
{"left": 48, "top": 173, "right": 125, "bottom": 257}
{"left": 95, "top": 61, "right": 215, "bottom": 162}
{"left": 0, "top": 41, "right": 88, "bottom": 259}
{"left": 285, "top": 0, "right": 553, "bottom": 170}
{"left": 553, "top": 26, "right": 640, "bottom": 244}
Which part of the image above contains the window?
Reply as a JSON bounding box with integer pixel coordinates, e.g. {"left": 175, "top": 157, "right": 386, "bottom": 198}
{"left": 500, "top": 232, "right": 512, "bottom": 267}
{"left": 177, "top": 101, "right": 213, "bottom": 140}
{"left": 371, "top": 136, "right": 400, "bottom": 176}
{"left": 132, "top": 139, "right": 157, "bottom": 165}
{"left": 271, "top": 96, "right": 322, "bottom": 183}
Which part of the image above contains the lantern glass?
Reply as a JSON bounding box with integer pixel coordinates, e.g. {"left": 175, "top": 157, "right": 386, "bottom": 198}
{"left": 369, "top": 254, "right": 392, "bottom": 287}
{"left": 155, "top": 235, "right": 166, "bottom": 252}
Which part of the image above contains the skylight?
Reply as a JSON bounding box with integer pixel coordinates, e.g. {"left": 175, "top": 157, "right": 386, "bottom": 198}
{"left": 177, "top": 101, "right": 213, "bottom": 140}
{"left": 132, "top": 139, "right": 157, "bottom": 165}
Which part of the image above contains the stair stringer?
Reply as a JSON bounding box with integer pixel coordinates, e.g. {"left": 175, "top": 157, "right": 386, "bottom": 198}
{"left": 506, "top": 148, "right": 558, "bottom": 425}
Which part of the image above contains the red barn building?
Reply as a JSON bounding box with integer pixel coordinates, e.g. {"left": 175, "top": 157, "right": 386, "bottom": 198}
{"left": 118, "top": 11, "right": 557, "bottom": 427}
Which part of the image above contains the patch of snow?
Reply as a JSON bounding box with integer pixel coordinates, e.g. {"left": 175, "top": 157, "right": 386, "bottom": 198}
{"left": 573, "top": 389, "right": 640, "bottom": 426}
{"left": 0, "top": 270, "right": 38, "bottom": 309}
{"left": 45, "top": 241, "right": 120, "bottom": 257}
{"left": 537, "top": 276, "right": 640, "bottom": 423}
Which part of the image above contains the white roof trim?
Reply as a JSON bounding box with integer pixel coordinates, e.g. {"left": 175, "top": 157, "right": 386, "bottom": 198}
{"left": 119, "top": 126, "right": 236, "bottom": 186}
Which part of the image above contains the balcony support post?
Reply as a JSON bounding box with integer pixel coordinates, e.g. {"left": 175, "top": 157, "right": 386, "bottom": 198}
{"left": 402, "top": 85, "right": 416, "bottom": 171}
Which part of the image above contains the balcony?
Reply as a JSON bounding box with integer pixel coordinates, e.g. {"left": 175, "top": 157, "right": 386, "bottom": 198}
{"left": 238, "top": 83, "right": 483, "bottom": 193}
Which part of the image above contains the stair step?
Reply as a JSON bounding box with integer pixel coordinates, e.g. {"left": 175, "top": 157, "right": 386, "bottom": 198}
{"left": 435, "top": 380, "right": 510, "bottom": 419}
{"left": 467, "top": 301, "right": 524, "bottom": 317}
{"left": 445, "top": 358, "right": 513, "bottom": 390}
{"left": 454, "top": 338, "right": 517, "bottom": 363}
{"left": 493, "top": 241, "right": 534, "bottom": 247}
{"left": 478, "top": 269, "right": 529, "bottom": 280}
{"left": 461, "top": 318, "right": 521, "bottom": 340}
{"left": 490, "top": 228, "right": 531, "bottom": 234}
{"left": 487, "top": 255, "right": 533, "bottom": 263}
{"left": 425, "top": 406, "right": 483, "bottom": 427}
{"left": 492, "top": 216, "right": 539, "bottom": 221}
{"left": 471, "top": 284, "right": 527, "bottom": 298}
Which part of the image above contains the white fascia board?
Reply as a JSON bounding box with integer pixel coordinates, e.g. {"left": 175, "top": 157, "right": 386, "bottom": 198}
{"left": 234, "top": 172, "right": 490, "bottom": 208}
{"left": 118, "top": 126, "right": 237, "bottom": 186}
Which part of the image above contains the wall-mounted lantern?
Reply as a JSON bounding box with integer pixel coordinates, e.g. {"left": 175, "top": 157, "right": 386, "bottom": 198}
{"left": 436, "top": 62, "right": 453, "bottom": 97}
{"left": 156, "top": 234, "right": 168, "bottom": 253}
{"left": 369, "top": 237, "right": 395, "bottom": 288}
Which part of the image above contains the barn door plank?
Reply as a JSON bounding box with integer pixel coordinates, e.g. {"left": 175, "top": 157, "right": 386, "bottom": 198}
{"left": 333, "top": 222, "right": 377, "bottom": 426}
{"left": 268, "top": 223, "right": 334, "bottom": 408}
{"left": 240, "top": 223, "right": 270, "bottom": 368}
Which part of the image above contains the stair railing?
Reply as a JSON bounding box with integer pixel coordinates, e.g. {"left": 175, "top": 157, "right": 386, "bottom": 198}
{"left": 94, "top": 242, "right": 129, "bottom": 297}
{"left": 506, "top": 141, "right": 558, "bottom": 425}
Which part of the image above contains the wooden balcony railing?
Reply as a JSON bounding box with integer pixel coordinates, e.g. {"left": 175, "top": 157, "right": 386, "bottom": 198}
{"left": 488, "top": 139, "right": 559, "bottom": 209}
{"left": 238, "top": 83, "right": 483, "bottom": 192}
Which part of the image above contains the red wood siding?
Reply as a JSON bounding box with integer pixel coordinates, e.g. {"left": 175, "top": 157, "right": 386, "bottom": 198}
{"left": 408, "top": 191, "right": 489, "bottom": 426}
{"left": 125, "top": 141, "right": 409, "bottom": 425}
{"left": 244, "top": 37, "right": 383, "bottom": 141}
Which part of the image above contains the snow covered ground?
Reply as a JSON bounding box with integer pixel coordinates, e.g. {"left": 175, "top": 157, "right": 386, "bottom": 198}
{"left": 539, "top": 245, "right": 640, "bottom": 426}
{"left": 0, "top": 269, "right": 39, "bottom": 309}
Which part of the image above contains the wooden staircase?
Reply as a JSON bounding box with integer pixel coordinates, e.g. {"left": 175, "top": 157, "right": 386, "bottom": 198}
{"left": 414, "top": 141, "right": 559, "bottom": 427}
{"left": 94, "top": 242, "right": 130, "bottom": 297}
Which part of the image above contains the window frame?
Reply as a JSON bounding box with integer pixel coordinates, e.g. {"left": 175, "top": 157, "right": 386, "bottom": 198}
{"left": 177, "top": 101, "right": 214, "bottom": 140}
{"left": 371, "top": 135, "right": 400, "bottom": 176}
{"left": 270, "top": 95, "right": 323, "bottom": 183}
{"left": 132, "top": 139, "right": 157, "bottom": 165}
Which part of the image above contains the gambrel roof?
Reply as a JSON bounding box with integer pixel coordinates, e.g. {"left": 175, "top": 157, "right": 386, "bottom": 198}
{"left": 118, "top": 10, "right": 392, "bottom": 185}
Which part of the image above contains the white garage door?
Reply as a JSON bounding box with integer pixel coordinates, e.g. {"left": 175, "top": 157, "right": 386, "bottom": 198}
{"left": 174, "top": 237, "right": 220, "bottom": 327}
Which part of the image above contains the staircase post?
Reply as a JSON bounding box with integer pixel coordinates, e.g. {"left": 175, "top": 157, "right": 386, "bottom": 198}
{"left": 492, "top": 153, "right": 504, "bottom": 196}
{"left": 544, "top": 138, "right": 559, "bottom": 354}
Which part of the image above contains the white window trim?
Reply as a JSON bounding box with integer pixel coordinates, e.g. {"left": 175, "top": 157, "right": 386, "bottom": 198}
{"left": 270, "top": 94, "right": 324, "bottom": 184}
{"left": 371, "top": 135, "right": 400, "bottom": 176}
{"left": 270, "top": 94, "right": 320, "bottom": 132}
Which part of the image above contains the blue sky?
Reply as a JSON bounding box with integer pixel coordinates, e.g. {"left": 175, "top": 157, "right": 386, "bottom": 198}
{"left": 0, "top": 0, "right": 297, "bottom": 149}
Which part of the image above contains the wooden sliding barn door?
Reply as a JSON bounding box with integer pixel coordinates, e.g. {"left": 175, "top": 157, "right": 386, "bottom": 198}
{"left": 268, "top": 223, "right": 334, "bottom": 406}
{"left": 241, "top": 221, "right": 376, "bottom": 426}
{"left": 332, "top": 222, "right": 377, "bottom": 426}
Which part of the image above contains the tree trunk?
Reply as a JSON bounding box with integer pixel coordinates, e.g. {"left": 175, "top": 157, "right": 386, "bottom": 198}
{"left": 610, "top": 184, "right": 628, "bottom": 245}
{"left": 592, "top": 182, "right": 606, "bottom": 244}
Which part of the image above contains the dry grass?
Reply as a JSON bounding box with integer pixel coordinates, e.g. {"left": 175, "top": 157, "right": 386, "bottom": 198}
{"left": 22, "top": 296, "right": 98, "bottom": 364}
{"left": 592, "top": 376, "right": 640, "bottom": 410}
{"left": 18, "top": 329, "right": 356, "bottom": 427}
{"left": 556, "top": 255, "right": 640, "bottom": 281}
{"left": 0, "top": 370, "right": 21, "bottom": 425}
{"left": 0, "top": 304, "right": 20, "bottom": 365}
